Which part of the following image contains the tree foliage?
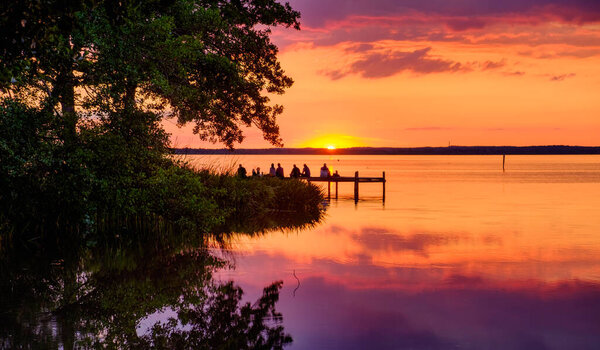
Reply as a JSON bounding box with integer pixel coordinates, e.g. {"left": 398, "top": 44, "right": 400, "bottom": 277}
{"left": 0, "top": 0, "right": 300, "bottom": 147}
{"left": 0, "top": 1, "right": 312, "bottom": 231}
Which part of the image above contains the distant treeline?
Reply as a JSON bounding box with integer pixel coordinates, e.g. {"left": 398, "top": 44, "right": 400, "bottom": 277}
{"left": 174, "top": 146, "right": 600, "bottom": 155}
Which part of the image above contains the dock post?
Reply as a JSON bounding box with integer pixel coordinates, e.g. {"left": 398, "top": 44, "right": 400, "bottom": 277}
{"left": 354, "top": 171, "right": 359, "bottom": 202}
{"left": 502, "top": 154, "right": 506, "bottom": 172}
{"left": 335, "top": 181, "right": 338, "bottom": 199}
{"left": 328, "top": 180, "right": 331, "bottom": 199}
{"left": 382, "top": 171, "right": 386, "bottom": 203}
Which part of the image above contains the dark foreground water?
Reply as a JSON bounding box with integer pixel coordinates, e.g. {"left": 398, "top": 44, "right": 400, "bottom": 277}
{"left": 2, "top": 155, "right": 600, "bottom": 349}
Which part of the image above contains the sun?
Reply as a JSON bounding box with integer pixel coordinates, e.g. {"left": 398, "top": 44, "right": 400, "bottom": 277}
{"left": 299, "top": 134, "right": 366, "bottom": 149}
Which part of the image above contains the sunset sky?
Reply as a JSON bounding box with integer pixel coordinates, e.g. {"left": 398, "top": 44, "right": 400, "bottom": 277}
{"left": 165, "top": 0, "right": 600, "bottom": 148}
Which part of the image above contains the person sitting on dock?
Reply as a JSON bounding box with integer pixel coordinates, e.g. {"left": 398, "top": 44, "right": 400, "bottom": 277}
{"left": 290, "top": 164, "right": 301, "bottom": 178}
{"left": 269, "top": 163, "right": 276, "bottom": 177}
{"left": 237, "top": 164, "right": 247, "bottom": 178}
{"left": 276, "top": 163, "right": 284, "bottom": 178}
{"left": 320, "top": 163, "right": 331, "bottom": 178}
{"left": 302, "top": 164, "right": 311, "bottom": 177}
{"left": 332, "top": 170, "right": 340, "bottom": 178}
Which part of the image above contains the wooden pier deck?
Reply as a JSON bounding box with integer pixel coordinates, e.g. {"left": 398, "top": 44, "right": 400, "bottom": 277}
{"left": 303, "top": 171, "right": 386, "bottom": 202}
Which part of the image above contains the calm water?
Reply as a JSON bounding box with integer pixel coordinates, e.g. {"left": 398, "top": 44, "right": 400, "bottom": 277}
{"left": 189, "top": 155, "right": 600, "bottom": 349}
{"left": 3, "top": 155, "right": 599, "bottom": 349}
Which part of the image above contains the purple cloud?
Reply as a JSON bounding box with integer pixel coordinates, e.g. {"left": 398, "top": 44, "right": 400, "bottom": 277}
{"left": 323, "top": 47, "right": 464, "bottom": 79}
{"left": 344, "top": 43, "right": 375, "bottom": 53}
{"left": 320, "top": 48, "right": 516, "bottom": 79}
{"left": 272, "top": 1, "right": 600, "bottom": 57}
{"left": 289, "top": 0, "right": 600, "bottom": 28}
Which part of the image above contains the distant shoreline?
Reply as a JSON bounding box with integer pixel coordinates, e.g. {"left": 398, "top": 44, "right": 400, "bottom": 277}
{"left": 174, "top": 146, "right": 600, "bottom": 155}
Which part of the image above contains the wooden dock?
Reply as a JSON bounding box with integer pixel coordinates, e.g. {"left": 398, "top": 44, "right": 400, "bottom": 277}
{"left": 304, "top": 171, "right": 386, "bottom": 202}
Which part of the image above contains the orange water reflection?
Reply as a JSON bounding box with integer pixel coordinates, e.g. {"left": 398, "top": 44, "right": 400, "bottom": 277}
{"left": 198, "top": 155, "right": 600, "bottom": 348}
{"left": 200, "top": 155, "right": 600, "bottom": 284}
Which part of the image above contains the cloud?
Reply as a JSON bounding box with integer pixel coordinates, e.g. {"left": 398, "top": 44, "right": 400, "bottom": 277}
{"left": 320, "top": 48, "right": 516, "bottom": 80}
{"left": 344, "top": 43, "right": 375, "bottom": 53}
{"left": 289, "top": 0, "right": 600, "bottom": 28}
{"left": 504, "top": 71, "right": 526, "bottom": 76}
{"left": 481, "top": 59, "right": 507, "bottom": 70}
{"left": 519, "top": 48, "right": 600, "bottom": 59}
{"left": 322, "top": 69, "right": 347, "bottom": 80}
{"left": 322, "top": 47, "right": 464, "bottom": 79}
{"left": 272, "top": 1, "right": 600, "bottom": 53}
{"left": 550, "top": 73, "right": 576, "bottom": 81}
{"left": 445, "top": 18, "right": 487, "bottom": 31}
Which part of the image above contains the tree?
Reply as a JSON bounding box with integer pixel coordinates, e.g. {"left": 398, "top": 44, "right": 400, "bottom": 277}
{"left": 0, "top": 0, "right": 300, "bottom": 148}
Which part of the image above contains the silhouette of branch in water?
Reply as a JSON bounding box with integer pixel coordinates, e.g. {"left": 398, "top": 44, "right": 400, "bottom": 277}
{"left": 293, "top": 269, "right": 300, "bottom": 297}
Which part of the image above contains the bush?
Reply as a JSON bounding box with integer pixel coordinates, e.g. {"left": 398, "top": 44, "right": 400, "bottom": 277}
{"left": 0, "top": 100, "right": 94, "bottom": 230}
{"left": 0, "top": 98, "right": 324, "bottom": 238}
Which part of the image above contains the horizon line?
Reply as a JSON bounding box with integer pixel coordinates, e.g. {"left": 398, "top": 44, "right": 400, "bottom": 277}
{"left": 173, "top": 145, "right": 600, "bottom": 155}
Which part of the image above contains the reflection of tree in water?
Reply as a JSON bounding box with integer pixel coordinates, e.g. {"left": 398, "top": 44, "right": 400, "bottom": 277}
{"left": 0, "top": 212, "right": 321, "bottom": 349}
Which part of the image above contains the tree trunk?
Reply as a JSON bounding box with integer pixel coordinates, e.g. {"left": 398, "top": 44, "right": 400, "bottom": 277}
{"left": 124, "top": 83, "right": 137, "bottom": 112}
{"left": 57, "top": 68, "right": 78, "bottom": 147}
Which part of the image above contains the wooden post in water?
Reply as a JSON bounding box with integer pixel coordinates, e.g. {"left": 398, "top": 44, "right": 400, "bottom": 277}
{"left": 328, "top": 180, "right": 331, "bottom": 199}
{"left": 382, "top": 171, "right": 386, "bottom": 203}
{"left": 354, "top": 171, "right": 359, "bottom": 202}
{"left": 503, "top": 154, "right": 506, "bottom": 172}
{"left": 335, "top": 181, "right": 338, "bottom": 199}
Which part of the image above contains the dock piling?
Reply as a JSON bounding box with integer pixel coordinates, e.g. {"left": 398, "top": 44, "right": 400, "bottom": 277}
{"left": 382, "top": 171, "right": 386, "bottom": 203}
{"left": 354, "top": 171, "right": 359, "bottom": 202}
{"left": 335, "top": 181, "right": 338, "bottom": 199}
{"left": 303, "top": 172, "right": 385, "bottom": 202}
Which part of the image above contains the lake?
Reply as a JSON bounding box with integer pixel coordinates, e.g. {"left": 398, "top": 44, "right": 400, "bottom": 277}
{"left": 188, "top": 154, "right": 600, "bottom": 349}
{"left": 2, "top": 154, "right": 599, "bottom": 349}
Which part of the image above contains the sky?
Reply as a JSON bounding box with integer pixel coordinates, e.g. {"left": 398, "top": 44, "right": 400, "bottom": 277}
{"left": 165, "top": 0, "right": 600, "bottom": 148}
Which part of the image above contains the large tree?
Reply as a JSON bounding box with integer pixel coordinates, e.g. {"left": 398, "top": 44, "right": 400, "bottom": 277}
{"left": 0, "top": 0, "right": 300, "bottom": 147}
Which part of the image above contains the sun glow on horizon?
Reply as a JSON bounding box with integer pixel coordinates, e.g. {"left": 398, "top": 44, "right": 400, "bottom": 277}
{"left": 299, "top": 134, "right": 367, "bottom": 149}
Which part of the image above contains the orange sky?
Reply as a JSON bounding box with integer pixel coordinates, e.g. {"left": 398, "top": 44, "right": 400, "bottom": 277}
{"left": 165, "top": 1, "right": 600, "bottom": 148}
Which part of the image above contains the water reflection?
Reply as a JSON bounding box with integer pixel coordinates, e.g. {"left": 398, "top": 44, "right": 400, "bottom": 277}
{"left": 0, "top": 210, "right": 323, "bottom": 349}
{"left": 285, "top": 276, "right": 600, "bottom": 349}
{"left": 229, "top": 243, "right": 600, "bottom": 350}
{"left": 189, "top": 155, "right": 600, "bottom": 349}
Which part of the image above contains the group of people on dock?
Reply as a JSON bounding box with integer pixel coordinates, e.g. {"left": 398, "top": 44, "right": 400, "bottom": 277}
{"left": 237, "top": 163, "right": 340, "bottom": 179}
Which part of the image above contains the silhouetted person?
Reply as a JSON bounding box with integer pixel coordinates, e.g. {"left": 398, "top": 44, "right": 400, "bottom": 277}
{"left": 269, "top": 163, "right": 276, "bottom": 177}
{"left": 290, "top": 164, "right": 301, "bottom": 178}
{"left": 320, "top": 163, "right": 331, "bottom": 178}
{"left": 302, "top": 164, "right": 311, "bottom": 177}
{"left": 332, "top": 170, "right": 340, "bottom": 178}
{"left": 255, "top": 167, "right": 262, "bottom": 177}
{"left": 237, "top": 164, "right": 247, "bottom": 178}
{"left": 276, "top": 163, "right": 284, "bottom": 178}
